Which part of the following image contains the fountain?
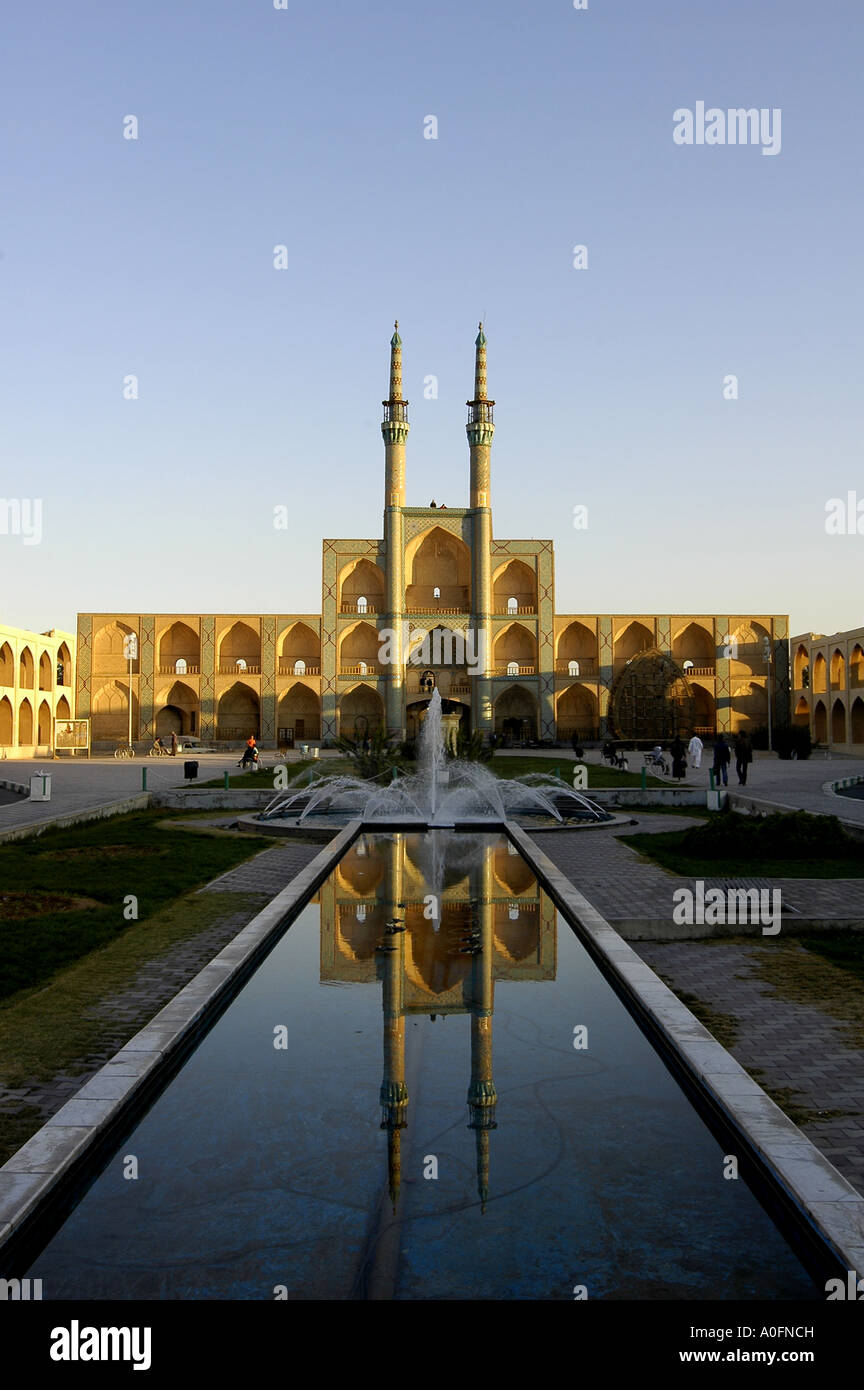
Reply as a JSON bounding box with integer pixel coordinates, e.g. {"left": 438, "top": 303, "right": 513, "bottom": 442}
{"left": 257, "top": 689, "right": 615, "bottom": 830}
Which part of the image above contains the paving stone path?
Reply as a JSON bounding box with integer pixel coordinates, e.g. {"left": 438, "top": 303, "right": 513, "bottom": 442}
{"left": 532, "top": 820, "right": 864, "bottom": 1194}
{"left": 0, "top": 839, "right": 323, "bottom": 1162}
{"left": 634, "top": 940, "right": 864, "bottom": 1193}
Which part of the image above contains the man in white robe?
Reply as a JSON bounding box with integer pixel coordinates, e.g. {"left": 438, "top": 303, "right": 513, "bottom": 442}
{"left": 688, "top": 734, "right": 704, "bottom": 769}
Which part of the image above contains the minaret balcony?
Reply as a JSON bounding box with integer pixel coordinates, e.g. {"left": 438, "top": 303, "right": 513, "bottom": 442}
{"left": 467, "top": 401, "right": 494, "bottom": 425}
{"left": 382, "top": 401, "right": 409, "bottom": 423}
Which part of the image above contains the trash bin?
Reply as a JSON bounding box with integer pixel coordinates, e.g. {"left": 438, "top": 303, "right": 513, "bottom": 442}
{"left": 29, "top": 772, "right": 52, "bottom": 802}
{"left": 183, "top": 760, "right": 199, "bottom": 780}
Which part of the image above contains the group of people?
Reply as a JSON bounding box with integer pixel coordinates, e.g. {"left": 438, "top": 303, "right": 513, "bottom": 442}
{"left": 659, "top": 731, "right": 754, "bottom": 785}
{"left": 153, "top": 730, "right": 179, "bottom": 755}
{"left": 239, "top": 734, "right": 261, "bottom": 769}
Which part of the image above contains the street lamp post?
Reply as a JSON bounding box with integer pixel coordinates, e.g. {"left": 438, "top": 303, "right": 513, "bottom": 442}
{"left": 123, "top": 633, "right": 139, "bottom": 748}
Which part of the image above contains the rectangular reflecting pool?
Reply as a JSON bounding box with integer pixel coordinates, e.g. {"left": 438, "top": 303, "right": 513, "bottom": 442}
{"left": 25, "top": 832, "right": 819, "bottom": 1299}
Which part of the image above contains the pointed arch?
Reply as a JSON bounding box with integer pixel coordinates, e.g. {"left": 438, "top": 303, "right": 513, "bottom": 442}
{"left": 832, "top": 698, "right": 847, "bottom": 743}
{"left": 278, "top": 621, "right": 321, "bottom": 672}
{"left": 830, "top": 649, "right": 846, "bottom": 689}
{"left": 556, "top": 621, "right": 597, "bottom": 667}
{"left": 216, "top": 682, "right": 260, "bottom": 740}
{"left": 404, "top": 526, "right": 471, "bottom": 611}
{"left": 730, "top": 620, "right": 770, "bottom": 676}
{"left": 158, "top": 621, "right": 200, "bottom": 672}
{"left": 17, "top": 697, "right": 33, "bottom": 743}
{"left": 793, "top": 696, "right": 810, "bottom": 727}
{"left": 793, "top": 643, "right": 810, "bottom": 689}
{"left": 339, "top": 621, "right": 380, "bottom": 670}
{"left": 0, "top": 695, "right": 12, "bottom": 743}
{"left": 18, "top": 646, "right": 35, "bottom": 688}
{"left": 339, "top": 558, "right": 385, "bottom": 613}
{"left": 338, "top": 683, "right": 384, "bottom": 734}
{"left": 812, "top": 652, "right": 827, "bottom": 693}
{"left": 56, "top": 695, "right": 71, "bottom": 721}
{"left": 492, "top": 559, "right": 537, "bottom": 613}
{"left": 556, "top": 683, "right": 597, "bottom": 739}
{"left": 851, "top": 645, "right": 864, "bottom": 688}
{"left": 851, "top": 697, "right": 864, "bottom": 743}
{"left": 277, "top": 682, "right": 321, "bottom": 741}
{"left": 493, "top": 622, "right": 536, "bottom": 672}
{"left": 56, "top": 642, "right": 72, "bottom": 686}
{"left": 218, "top": 621, "right": 260, "bottom": 672}
{"left": 155, "top": 681, "right": 199, "bottom": 738}
{"left": 94, "top": 620, "right": 137, "bottom": 674}
{"left": 814, "top": 700, "right": 828, "bottom": 742}
{"left": 92, "top": 680, "right": 138, "bottom": 741}
{"left": 0, "top": 642, "right": 13, "bottom": 687}
{"left": 37, "top": 698, "right": 51, "bottom": 742}
{"left": 614, "top": 621, "right": 654, "bottom": 663}
{"left": 671, "top": 621, "right": 714, "bottom": 666}
{"left": 493, "top": 683, "right": 538, "bottom": 740}
{"left": 38, "top": 650, "right": 53, "bottom": 690}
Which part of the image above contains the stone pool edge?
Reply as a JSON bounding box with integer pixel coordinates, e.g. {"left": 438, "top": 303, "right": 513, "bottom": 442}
{"left": 508, "top": 821, "right": 864, "bottom": 1283}
{"left": 0, "top": 818, "right": 363, "bottom": 1262}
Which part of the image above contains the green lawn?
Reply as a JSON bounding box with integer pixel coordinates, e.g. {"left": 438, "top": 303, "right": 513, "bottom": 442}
{"left": 0, "top": 810, "right": 264, "bottom": 999}
{"left": 202, "top": 755, "right": 665, "bottom": 792}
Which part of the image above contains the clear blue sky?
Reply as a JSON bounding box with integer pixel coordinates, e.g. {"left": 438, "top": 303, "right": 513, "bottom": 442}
{"left": 2, "top": 0, "right": 861, "bottom": 637}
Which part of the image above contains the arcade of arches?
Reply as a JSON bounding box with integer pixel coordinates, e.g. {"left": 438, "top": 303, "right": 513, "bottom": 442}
{"left": 791, "top": 625, "right": 864, "bottom": 750}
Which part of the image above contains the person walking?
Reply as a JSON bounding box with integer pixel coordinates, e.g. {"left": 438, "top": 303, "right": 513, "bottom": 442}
{"left": 170, "top": 730, "right": 178, "bottom": 756}
{"left": 734, "top": 730, "right": 753, "bottom": 785}
{"left": 670, "top": 734, "right": 687, "bottom": 780}
{"left": 712, "top": 733, "right": 731, "bottom": 787}
{"left": 687, "top": 732, "right": 703, "bottom": 769}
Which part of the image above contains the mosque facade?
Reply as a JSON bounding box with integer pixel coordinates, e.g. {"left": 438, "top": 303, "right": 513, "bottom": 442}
{"left": 73, "top": 327, "right": 790, "bottom": 751}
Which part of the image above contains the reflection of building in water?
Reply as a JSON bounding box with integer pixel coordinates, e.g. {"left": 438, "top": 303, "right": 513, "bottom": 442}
{"left": 318, "top": 833, "right": 557, "bottom": 1210}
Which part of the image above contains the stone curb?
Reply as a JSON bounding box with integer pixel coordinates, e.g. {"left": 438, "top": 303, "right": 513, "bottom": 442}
{"left": 0, "top": 818, "right": 362, "bottom": 1262}
{"left": 508, "top": 821, "right": 864, "bottom": 1278}
{"left": 0, "top": 793, "right": 150, "bottom": 845}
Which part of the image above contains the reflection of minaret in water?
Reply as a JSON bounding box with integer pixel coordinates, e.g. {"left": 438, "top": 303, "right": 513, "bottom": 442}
{"left": 467, "top": 849, "right": 497, "bottom": 1212}
{"left": 379, "top": 835, "right": 407, "bottom": 1213}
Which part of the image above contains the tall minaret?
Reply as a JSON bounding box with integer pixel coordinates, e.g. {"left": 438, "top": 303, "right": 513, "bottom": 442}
{"left": 467, "top": 323, "right": 495, "bottom": 735}
{"left": 378, "top": 835, "right": 408, "bottom": 1212}
{"left": 382, "top": 323, "right": 408, "bottom": 739}
{"left": 467, "top": 845, "right": 497, "bottom": 1212}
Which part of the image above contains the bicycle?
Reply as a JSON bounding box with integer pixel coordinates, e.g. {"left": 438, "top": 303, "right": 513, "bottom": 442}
{"left": 113, "top": 742, "right": 136, "bottom": 759}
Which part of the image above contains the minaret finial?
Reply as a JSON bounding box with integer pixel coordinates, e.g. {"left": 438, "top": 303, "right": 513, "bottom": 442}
{"left": 387, "top": 321, "right": 404, "bottom": 401}
{"left": 473, "top": 322, "right": 488, "bottom": 400}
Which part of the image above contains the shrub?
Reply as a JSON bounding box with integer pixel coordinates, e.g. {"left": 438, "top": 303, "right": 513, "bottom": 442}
{"left": 680, "top": 809, "right": 860, "bottom": 861}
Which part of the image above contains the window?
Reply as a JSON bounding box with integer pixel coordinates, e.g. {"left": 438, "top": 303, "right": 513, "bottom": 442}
{"left": 56, "top": 662, "right": 65, "bottom": 685}
{"left": 507, "top": 661, "right": 519, "bottom": 676}
{"left": 508, "top": 906, "right": 520, "bottom": 921}
{"left": 357, "top": 596, "right": 368, "bottom": 614}
{"left": 175, "top": 658, "right": 187, "bottom": 674}
{"left": 433, "top": 586, "right": 441, "bottom": 600}
{"left": 235, "top": 658, "right": 247, "bottom": 671}
{"left": 356, "top": 905, "right": 367, "bottom": 922}
{"left": 507, "top": 597, "right": 518, "bottom": 615}
{"left": 568, "top": 660, "right": 579, "bottom": 677}
{"left": 359, "top": 661, "right": 368, "bottom": 676}
{"left": 293, "top": 659, "right": 306, "bottom": 676}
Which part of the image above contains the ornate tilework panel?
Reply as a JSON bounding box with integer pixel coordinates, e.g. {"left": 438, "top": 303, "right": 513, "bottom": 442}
{"left": 200, "top": 616, "right": 216, "bottom": 738}
{"left": 76, "top": 616, "right": 92, "bottom": 720}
